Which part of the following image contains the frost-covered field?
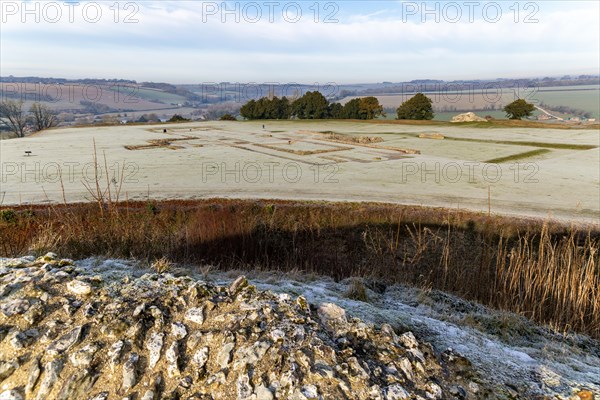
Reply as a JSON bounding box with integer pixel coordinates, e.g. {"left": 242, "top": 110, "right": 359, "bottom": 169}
{"left": 4, "top": 256, "right": 597, "bottom": 398}
{"left": 1, "top": 121, "right": 598, "bottom": 223}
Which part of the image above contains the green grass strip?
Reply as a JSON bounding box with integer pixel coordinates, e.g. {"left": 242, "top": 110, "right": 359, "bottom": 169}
{"left": 445, "top": 136, "right": 597, "bottom": 150}
{"left": 485, "top": 149, "right": 552, "bottom": 164}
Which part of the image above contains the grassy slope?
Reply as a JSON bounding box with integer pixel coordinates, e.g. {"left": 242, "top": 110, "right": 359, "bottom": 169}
{"left": 1, "top": 199, "right": 598, "bottom": 339}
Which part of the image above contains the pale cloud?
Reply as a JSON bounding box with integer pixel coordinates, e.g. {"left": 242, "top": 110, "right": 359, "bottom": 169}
{"left": 1, "top": 1, "right": 598, "bottom": 82}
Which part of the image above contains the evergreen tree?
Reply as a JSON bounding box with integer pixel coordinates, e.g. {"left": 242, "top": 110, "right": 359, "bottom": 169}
{"left": 291, "top": 91, "right": 329, "bottom": 119}
{"left": 396, "top": 93, "right": 434, "bottom": 120}
{"left": 504, "top": 99, "right": 536, "bottom": 120}
{"left": 342, "top": 98, "right": 361, "bottom": 119}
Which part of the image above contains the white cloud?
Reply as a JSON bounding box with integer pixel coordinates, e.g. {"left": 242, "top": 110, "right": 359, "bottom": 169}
{"left": 1, "top": 1, "right": 598, "bottom": 82}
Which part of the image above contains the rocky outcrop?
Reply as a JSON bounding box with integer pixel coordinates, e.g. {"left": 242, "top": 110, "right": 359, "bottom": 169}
{"left": 450, "top": 112, "right": 488, "bottom": 123}
{"left": 0, "top": 253, "right": 490, "bottom": 400}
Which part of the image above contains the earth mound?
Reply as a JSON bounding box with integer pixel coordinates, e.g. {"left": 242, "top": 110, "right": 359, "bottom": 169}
{"left": 450, "top": 112, "right": 488, "bottom": 123}
{"left": 0, "top": 254, "right": 482, "bottom": 400}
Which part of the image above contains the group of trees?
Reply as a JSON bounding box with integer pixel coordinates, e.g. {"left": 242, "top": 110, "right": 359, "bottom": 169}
{"left": 0, "top": 100, "right": 57, "bottom": 137}
{"left": 240, "top": 96, "right": 292, "bottom": 119}
{"left": 238, "top": 92, "right": 538, "bottom": 121}
{"left": 238, "top": 91, "right": 437, "bottom": 121}
{"left": 239, "top": 91, "right": 385, "bottom": 121}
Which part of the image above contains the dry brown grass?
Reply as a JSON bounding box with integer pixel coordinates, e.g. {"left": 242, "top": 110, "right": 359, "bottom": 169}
{"left": 494, "top": 227, "right": 600, "bottom": 336}
{"left": 419, "top": 133, "right": 445, "bottom": 139}
{"left": 0, "top": 200, "right": 598, "bottom": 338}
{"left": 345, "top": 278, "right": 370, "bottom": 302}
{"left": 151, "top": 256, "right": 175, "bottom": 274}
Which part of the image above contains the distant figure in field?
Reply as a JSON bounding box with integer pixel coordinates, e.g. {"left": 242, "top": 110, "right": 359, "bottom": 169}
{"left": 262, "top": 125, "right": 265, "bottom": 129}
{"left": 163, "top": 129, "right": 167, "bottom": 133}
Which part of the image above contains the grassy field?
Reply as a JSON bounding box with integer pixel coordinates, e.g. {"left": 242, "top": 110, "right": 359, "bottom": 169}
{"left": 351, "top": 85, "right": 600, "bottom": 120}
{"left": 0, "top": 83, "right": 188, "bottom": 112}
{"left": 1, "top": 120, "right": 598, "bottom": 223}
{"left": 120, "top": 86, "right": 188, "bottom": 104}
{"left": 534, "top": 85, "right": 600, "bottom": 119}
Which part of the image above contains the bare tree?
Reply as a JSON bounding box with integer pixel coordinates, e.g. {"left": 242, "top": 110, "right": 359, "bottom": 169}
{"left": 0, "top": 100, "right": 28, "bottom": 137}
{"left": 30, "top": 102, "right": 58, "bottom": 132}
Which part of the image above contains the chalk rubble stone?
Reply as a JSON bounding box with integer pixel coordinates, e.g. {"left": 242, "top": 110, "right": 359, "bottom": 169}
{"left": 450, "top": 112, "right": 488, "bottom": 122}
{"left": 0, "top": 360, "right": 18, "bottom": 382}
{"left": 318, "top": 302, "right": 348, "bottom": 337}
{"left": 0, "top": 299, "right": 30, "bottom": 317}
{"left": 171, "top": 322, "right": 187, "bottom": 340}
{"left": 218, "top": 342, "right": 235, "bottom": 369}
{"left": 166, "top": 341, "right": 180, "bottom": 377}
{"left": 88, "top": 393, "right": 109, "bottom": 400}
{"left": 122, "top": 353, "right": 139, "bottom": 391}
{"left": 193, "top": 347, "right": 210, "bottom": 370}
{"left": 69, "top": 343, "right": 99, "bottom": 367}
{"left": 25, "top": 357, "right": 41, "bottom": 396}
{"left": 67, "top": 280, "right": 93, "bottom": 296}
{"left": 384, "top": 384, "right": 410, "bottom": 400}
{"left": 184, "top": 306, "right": 205, "bottom": 325}
{"left": 0, "top": 390, "right": 24, "bottom": 400}
{"left": 146, "top": 332, "right": 164, "bottom": 369}
{"left": 35, "top": 358, "right": 64, "bottom": 400}
{"left": 47, "top": 326, "right": 83, "bottom": 356}
{"left": 0, "top": 255, "right": 499, "bottom": 400}
{"left": 109, "top": 340, "right": 124, "bottom": 371}
{"left": 254, "top": 385, "right": 275, "bottom": 400}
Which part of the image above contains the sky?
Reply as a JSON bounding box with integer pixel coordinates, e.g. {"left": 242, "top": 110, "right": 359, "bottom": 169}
{"left": 1, "top": 1, "right": 599, "bottom": 84}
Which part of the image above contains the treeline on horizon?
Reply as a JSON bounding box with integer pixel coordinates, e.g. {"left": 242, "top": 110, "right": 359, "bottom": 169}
{"left": 240, "top": 91, "right": 434, "bottom": 120}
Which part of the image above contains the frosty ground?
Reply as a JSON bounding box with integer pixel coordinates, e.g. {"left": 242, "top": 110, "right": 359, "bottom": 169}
{"left": 1, "top": 121, "right": 598, "bottom": 223}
